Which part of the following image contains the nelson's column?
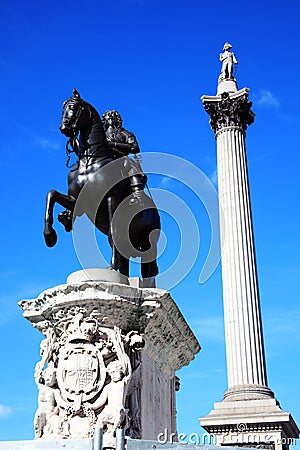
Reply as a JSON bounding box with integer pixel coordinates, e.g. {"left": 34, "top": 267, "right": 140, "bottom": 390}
{"left": 200, "top": 43, "right": 299, "bottom": 450}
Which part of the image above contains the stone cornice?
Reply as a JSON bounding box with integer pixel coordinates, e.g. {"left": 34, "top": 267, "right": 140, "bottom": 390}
{"left": 19, "top": 281, "right": 201, "bottom": 374}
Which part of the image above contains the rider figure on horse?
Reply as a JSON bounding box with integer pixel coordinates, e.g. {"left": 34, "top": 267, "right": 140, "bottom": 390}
{"left": 101, "top": 110, "right": 147, "bottom": 206}
{"left": 46, "top": 89, "right": 160, "bottom": 281}
{"left": 58, "top": 109, "right": 147, "bottom": 231}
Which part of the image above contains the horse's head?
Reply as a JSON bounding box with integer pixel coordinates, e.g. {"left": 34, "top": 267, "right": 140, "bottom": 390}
{"left": 60, "top": 89, "right": 91, "bottom": 138}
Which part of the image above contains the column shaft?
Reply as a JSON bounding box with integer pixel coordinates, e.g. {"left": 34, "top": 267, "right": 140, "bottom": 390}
{"left": 216, "top": 126, "right": 267, "bottom": 389}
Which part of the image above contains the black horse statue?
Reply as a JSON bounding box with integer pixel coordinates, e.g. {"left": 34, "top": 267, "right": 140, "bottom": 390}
{"left": 43, "top": 89, "right": 160, "bottom": 282}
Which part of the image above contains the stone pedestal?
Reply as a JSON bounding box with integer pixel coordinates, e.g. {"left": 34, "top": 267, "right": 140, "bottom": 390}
{"left": 200, "top": 82, "right": 299, "bottom": 449}
{"left": 19, "top": 269, "right": 200, "bottom": 447}
{"left": 217, "top": 78, "right": 238, "bottom": 96}
{"left": 201, "top": 396, "right": 299, "bottom": 450}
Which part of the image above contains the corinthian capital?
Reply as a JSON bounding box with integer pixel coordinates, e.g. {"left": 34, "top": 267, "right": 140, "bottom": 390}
{"left": 202, "top": 90, "right": 255, "bottom": 134}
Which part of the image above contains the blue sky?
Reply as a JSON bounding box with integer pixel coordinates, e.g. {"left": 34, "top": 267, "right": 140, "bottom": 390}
{"left": 0, "top": 0, "right": 299, "bottom": 445}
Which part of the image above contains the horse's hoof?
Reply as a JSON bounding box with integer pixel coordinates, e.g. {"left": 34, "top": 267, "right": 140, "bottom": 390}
{"left": 44, "top": 229, "right": 58, "bottom": 247}
{"left": 58, "top": 211, "right": 73, "bottom": 232}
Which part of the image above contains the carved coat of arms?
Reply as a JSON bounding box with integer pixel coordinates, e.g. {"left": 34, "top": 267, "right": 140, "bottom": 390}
{"left": 33, "top": 312, "right": 144, "bottom": 444}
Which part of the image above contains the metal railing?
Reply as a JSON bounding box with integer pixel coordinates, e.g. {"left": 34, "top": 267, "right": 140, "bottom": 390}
{"left": 93, "top": 428, "right": 125, "bottom": 450}
{"left": 93, "top": 429, "right": 259, "bottom": 450}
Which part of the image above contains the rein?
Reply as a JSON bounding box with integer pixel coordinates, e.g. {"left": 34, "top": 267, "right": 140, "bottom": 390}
{"left": 65, "top": 138, "right": 77, "bottom": 168}
{"left": 64, "top": 100, "right": 105, "bottom": 168}
{"left": 66, "top": 138, "right": 109, "bottom": 169}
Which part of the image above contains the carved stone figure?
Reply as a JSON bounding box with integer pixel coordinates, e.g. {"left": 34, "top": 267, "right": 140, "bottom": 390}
{"left": 34, "top": 329, "right": 58, "bottom": 384}
{"left": 32, "top": 311, "right": 145, "bottom": 444}
{"left": 89, "top": 359, "right": 130, "bottom": 443}
{"left": 34, "top": 367, "right": 56, "bottom": 438}
{"left": 43, "top": 89, "right": 160, "bottom": 282}
{"left": 219, "top": 42, "right": 238, "bottom": 81}
{"left": 34, "top": 367, "right": 66, "bottom": 439}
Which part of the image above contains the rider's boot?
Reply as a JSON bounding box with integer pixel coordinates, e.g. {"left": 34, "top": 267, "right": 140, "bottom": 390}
{"left": 129, "top": 174, "right": 145, "bottom": 206}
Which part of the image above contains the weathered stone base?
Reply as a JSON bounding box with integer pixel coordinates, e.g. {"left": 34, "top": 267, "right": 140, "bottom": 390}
{"left": 200, "top": 389, "right": 299, "bottom": 450}
{"left": 20, "top": 269, "right": 200, "bottom": 447}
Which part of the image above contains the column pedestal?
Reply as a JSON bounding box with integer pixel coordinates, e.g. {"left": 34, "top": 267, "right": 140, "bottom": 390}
{"left": 19, "top": 269, "right": 200, "bottom": 447}
{"left": 201, "top": 396, "right": 299, "bottom": 450}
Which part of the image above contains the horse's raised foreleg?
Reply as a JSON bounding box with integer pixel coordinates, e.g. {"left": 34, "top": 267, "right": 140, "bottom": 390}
{"left": 44, "top": 190, "right": 76, "bottom": 247}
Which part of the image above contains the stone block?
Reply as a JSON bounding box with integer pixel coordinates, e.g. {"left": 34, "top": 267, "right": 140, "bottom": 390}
{"left": 19, "top": 270, "right": 200, "bottom": 447}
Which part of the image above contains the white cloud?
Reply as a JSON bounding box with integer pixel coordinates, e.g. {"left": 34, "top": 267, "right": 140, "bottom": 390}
{"left": 263, "top": 309, "right": 300, "bottom": 359}
{"left": 0, "top": 270, "right": 19, "bottom": 279}
{"left": 265, "top": 310, "right": 300, "bottom": 340}
{"left": 182, "top": 368, "right": 225, "bottom": 379}
{"left": 256, "top": 90, "right": 279, "bottom": 109}
{"left": 209, "top": 168, "right": 218, "bottom": 187}
{"left": 160, "top": 176, "right": 171, "bottom": 187}
{"left": 155, "top": 176, "right": 177, "bottom": 189}
{"left": 192, "top": 316, "right": 225, "bottom": 342}
{"left": 0, "top": 282, "right": 48, "bottom": 327}
{"left": 33, "top": 136, "right": 60, "bottom": 152}
{"left": 0, "top": 404, "right": 12, "bottom": 417}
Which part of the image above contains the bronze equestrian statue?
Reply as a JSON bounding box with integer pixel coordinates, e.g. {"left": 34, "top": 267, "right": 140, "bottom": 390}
{"left": 43, "top": 89, "right": 160, "bottom": 283}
